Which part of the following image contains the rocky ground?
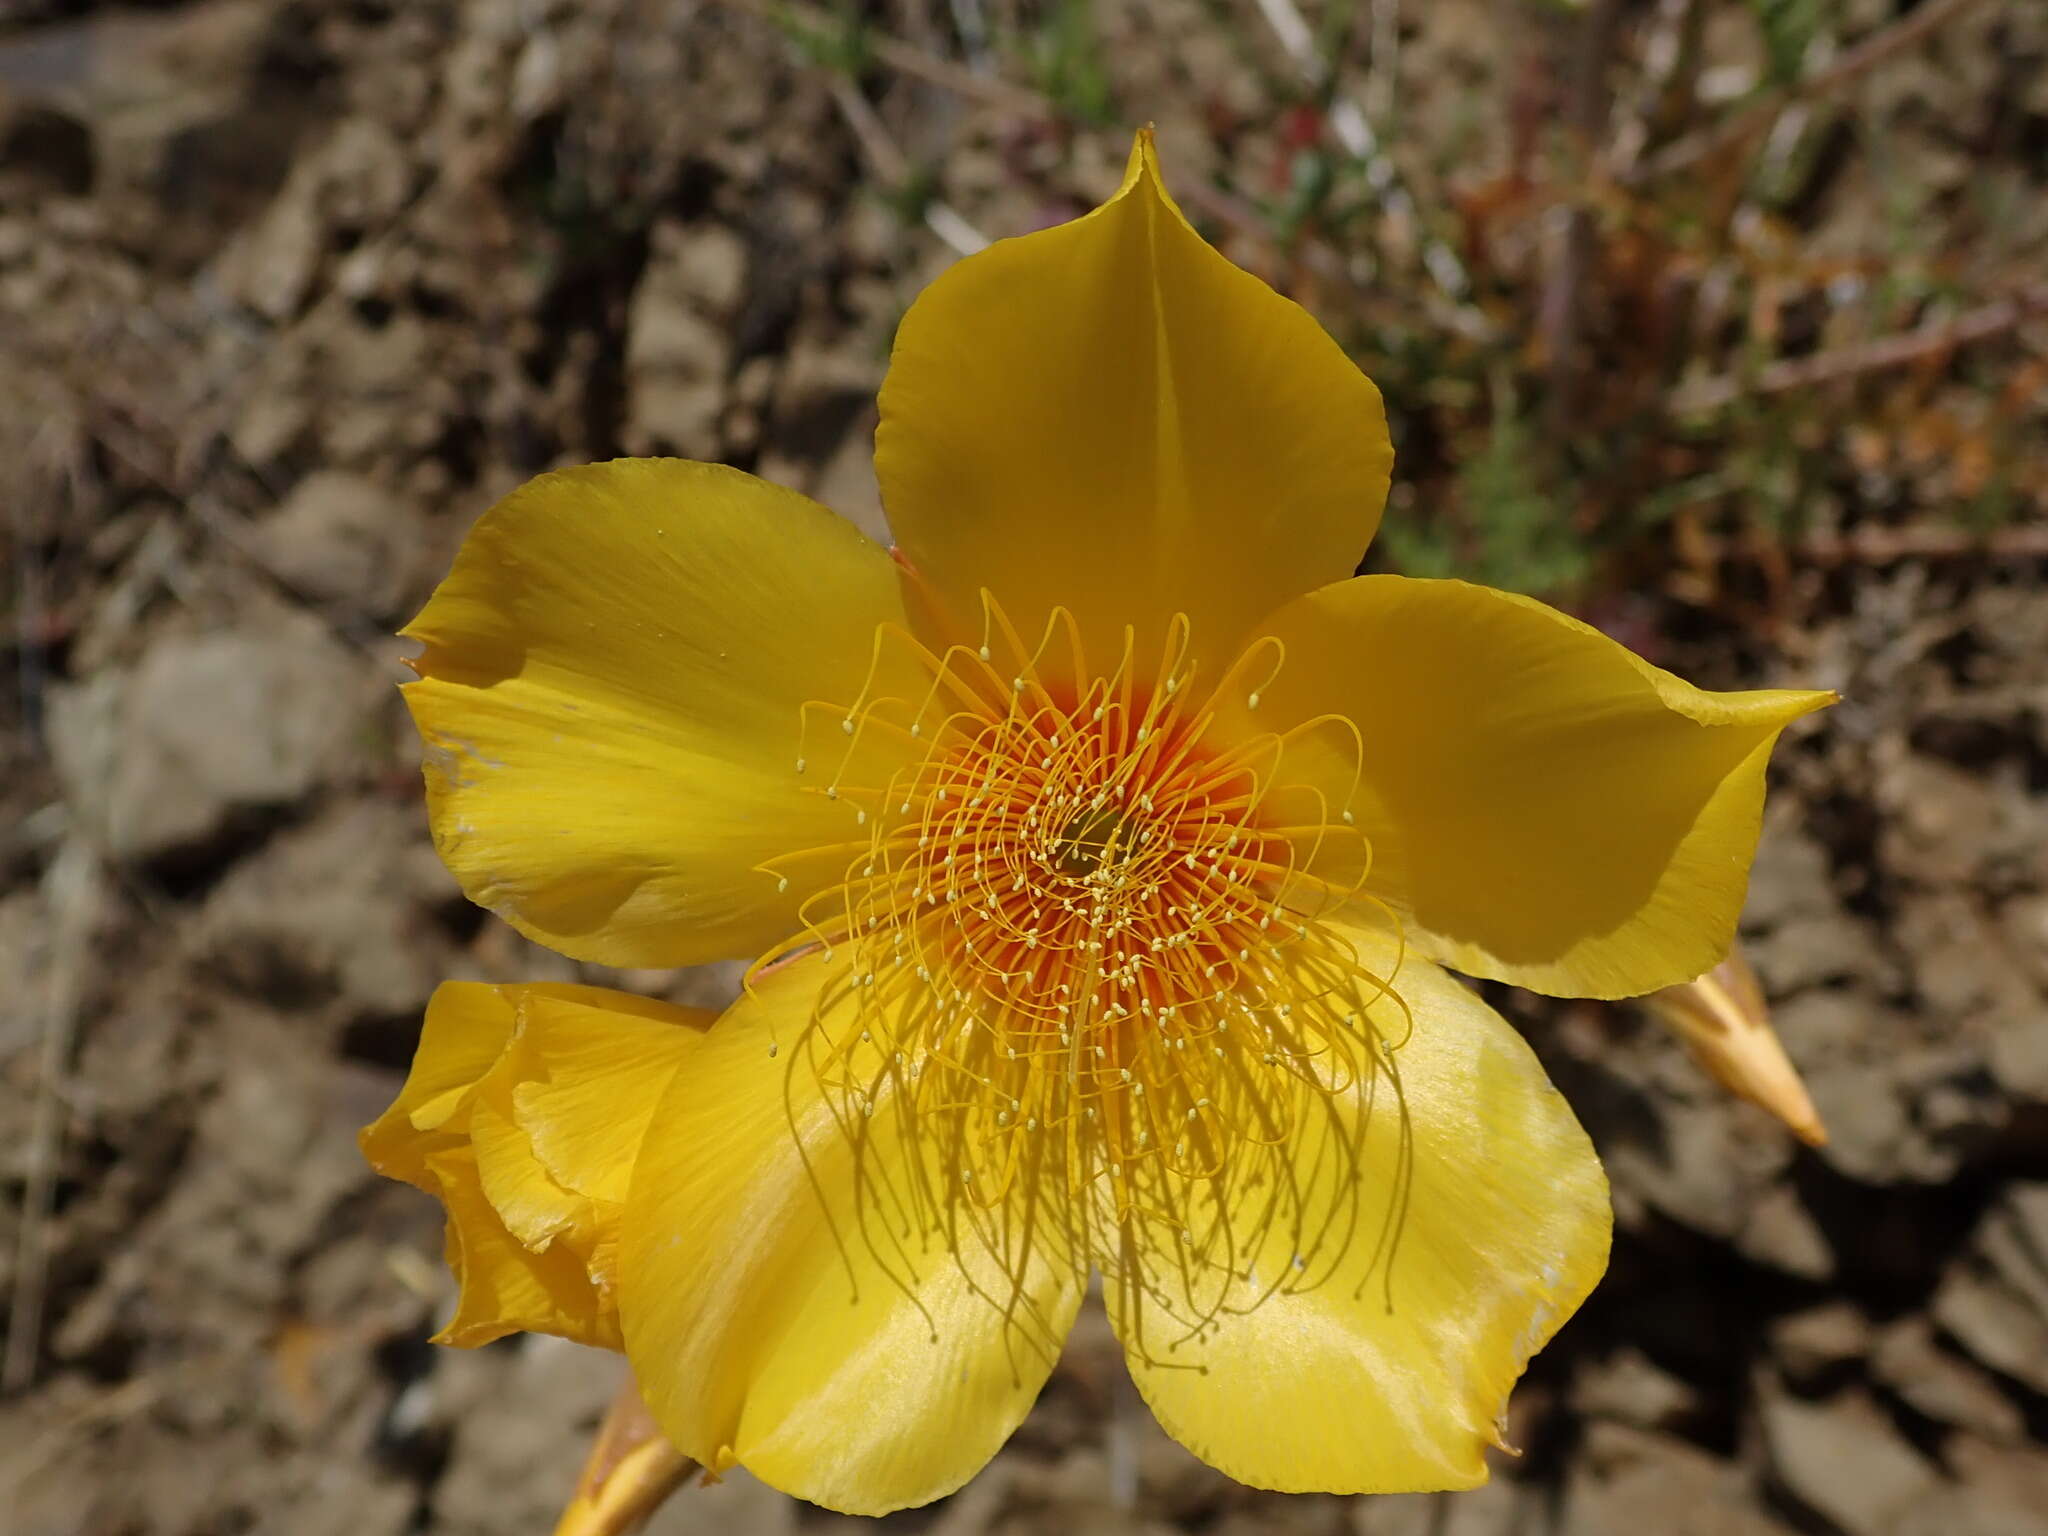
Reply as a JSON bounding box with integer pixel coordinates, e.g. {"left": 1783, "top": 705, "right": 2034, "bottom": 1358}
{"left": 2, "top": 2, "right": 2045, "bottom": 1534}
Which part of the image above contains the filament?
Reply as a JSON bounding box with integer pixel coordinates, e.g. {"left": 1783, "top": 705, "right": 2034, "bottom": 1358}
{"left": 753, "top": 598, "right": 1410, "bottom": 1360}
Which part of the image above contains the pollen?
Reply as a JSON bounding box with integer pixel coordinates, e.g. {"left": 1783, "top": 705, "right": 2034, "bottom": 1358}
{"left": 757, "top": 603, "right": 1403, "bottom": 1353}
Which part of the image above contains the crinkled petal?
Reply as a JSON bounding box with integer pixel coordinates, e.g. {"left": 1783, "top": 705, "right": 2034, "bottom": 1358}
{"left": 1228, "top": 576, "right": 1832, "bottom": 997}
{"left": 429, "top": 1146, "right": 622, "bottom": 1350}
{"left": 362, "top": 982, "right": 710, "bottom": 1350}
{"left": 876, "top": 132, "right": 1391, "bottom": 681}
{"left": 513, "top": 989, "right": 714, "bottom": 1206}
{"left": 470, "top": 1041, "right": 590, "bottom": 1253}
{"left": 360, "top": 981, "right": 521, "bottom": 1187}
{"left": 404, "top": 458, "right": 913, "bottom": 967}
{"left": 1113, "top": 921, "right": 1610, "bottom": 1491}
{"left": 620, "top": 954, "right": 1083, "bottom": 1515}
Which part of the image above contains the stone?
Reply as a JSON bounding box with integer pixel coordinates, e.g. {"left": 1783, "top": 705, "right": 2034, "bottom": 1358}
{"left": 1932, "top": 1183, "right": 2048, "bottom": 1395}
{"left": 1603, "top": 1093, "right": 1792, "bottom": 1242}
{"left": 804, "top": 404, "right": 891, "bottom": 547}
{"left": 1987, "top": 995, "right": 2048, "bottom": 1105}
{"left": 1760, "top": 1391, "right": 1939, "bottom": 1536}
{"left": 1996, "top": 893, "right": 2048, "bottom": 994}
{"left": 623, "top": 221, "right": 748, "bottom": 459}
{"left": 1746, "top": 909, "right": 1897, "bottom": 996}
{"left": 1349, "top": 1495, "right": 1439, "bottom": 1536}
{"left": 250, "top": 470, "right": 409, "bottom": 616}
{"left": 1770, "top": 1302, "right": 1870, "bottom": 1392}
{"left": 1570, "top": 1346, "right": 1701, "bottom": 1430}
{"left": 47, "top": 610, "right": 371, "bottom": 862}
{"left": 1986, "top": 1183, "right": 2048, "bottom": 1303}
{"left": 1735, "top": 806, "right": 1834, "bottom": 929}
{"left": 1934, "top": 1265, "right": 2048, "bottom": 1396}
{"left": 1809, "top": 1056, "right": 1958, "bottom": 1185}
{"left": 79, "top": 0, "right": 325, "bottom": 270}
{"left": 231, "top": 385, "right": 314, "bottom": 469}
{"left": 431, "top": 1339, "right": 633, "bottom": 1536}
{"left": 1768, "top": 989, "right": 1877, "bottom": 1064}
{"left": 1352, "top": 1479, "right": 1523, "bottom": 1536}
{"left": 1735, "top": 1182, "right": 1834, "bottom": 1279}
{"left": 1891, "top": 1488, "right": 2048, "bottom": 1536}
{"left": 1892, "top": 1438, "right": 2048, "bottom": 1536}
{"left": 212, "top": 153, "right": 324, "bottom": 320}
{"left": 197, "top": 799, "right": 445, "bottom": 1025}
{"left": 1878, "top": 754, "right": 2008, "bottom": 887}
{"left": 1563, "top": 1423, "right": 1793, "bottom": 1536}
{"left": 1895, "top": 894, "right": 2039, "bottom": 1027}
{"left": 1870, "top": 1316, "right": 2025, "bottom": 1444}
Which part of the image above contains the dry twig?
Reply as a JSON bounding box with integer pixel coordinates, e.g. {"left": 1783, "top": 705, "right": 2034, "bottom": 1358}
{"left": 3, "top": 838, "right": 103, "bottom": 1392}
{"left": 1636, "top": 0, "right": 1990, "bottom": 182}
{"left": 1687, "top": 522, "right": 2048, "bottom": 567}
{"left": 730, "top": 0, "right": 1049, "bottom": 118}
{"left": 1540, "top": 0, "right": 1626, "bottom": 435}
{"left": 1250, "top": 0, "right": 1472, "bottom": 299}
{"left": 1669, "top": 284, "right": 2048, "bottom": 414}
{"left": 824, "top": 74, "right": 989, "bottom": 256}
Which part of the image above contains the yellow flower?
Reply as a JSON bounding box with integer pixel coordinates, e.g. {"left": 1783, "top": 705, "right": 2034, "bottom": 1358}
{"left": 369, "top": 133, "right": 1830, "bottom": 1514}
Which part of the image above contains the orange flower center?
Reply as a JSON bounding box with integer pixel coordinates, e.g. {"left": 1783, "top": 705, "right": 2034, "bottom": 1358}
{"left": 761, "top": 603, "right": 1407, "bottom": 1355}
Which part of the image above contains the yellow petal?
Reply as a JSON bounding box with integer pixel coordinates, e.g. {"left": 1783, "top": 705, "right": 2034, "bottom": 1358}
{"left": 364, "top": 982, "right": 711, "bottom": 1348}
{"left": 470, "top": 1041, "right": 592, "bottom": 1253}
{"left": 513, "top": 990, "right": 714, "bottom": 1205}
{"left": 429, "top": 1145, "right": 623, "bottom": 1350}
{"left": 360, "top": 981, "right": 696, "bottom": 1188}
{"left": 404, "top": 458, "right": 912, "bottom": 967}
{"left": 360, "top": 981, "right": 520, "bottom": 1188}
{"left": 875, "top": 131, "right": 1391, "bottom": 681}
{"left": 1232, "top": 576, "right": 1833, "bottom": 997}
{"left": 1114, "top": 921, "right": 1610, "bottom": 1492}
{"left": 620, "top": 953, "right": 1083, "bottom": 1515}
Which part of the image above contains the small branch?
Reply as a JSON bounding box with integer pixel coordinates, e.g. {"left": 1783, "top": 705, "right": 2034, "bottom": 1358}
{"left": 1636, "top": 0, "right": 1989, "bottom": 183}
{"left": 1249, "top": 0, "right": 1472, "bottom": 298}
{"left": 825, "top": 76, "right": 989, "bottom": 257}
{"left": 723, "top": 0, "right": 1466, "bottom": 318}
{"left": 3, "top": 838, "right": 103, "bottom": 1393}
{"left": 1540, "top": 0, "right": 1626, "bottom": 436}
{"left": 827, "top": 73, "right": 911, "bottom": 185}
{"left": 726, "top": 0, "right": 999, "bottom": 258}
{"left": 725, "top": 0, "right": 1051, "bottom": 118}
{"left": 1668, "top": 284, "right": 2048, "bottom": 414}
{"left": 1687, "top": 522, "right": 2048, "bottom": 567}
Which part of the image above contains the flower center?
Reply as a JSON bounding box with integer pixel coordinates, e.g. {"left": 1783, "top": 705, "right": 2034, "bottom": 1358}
{"left": 763, "top": 602, "right": 1403, "bottom": 1357}
{"left": 1051, "top": 803, "right": 1125, "bottom": 875}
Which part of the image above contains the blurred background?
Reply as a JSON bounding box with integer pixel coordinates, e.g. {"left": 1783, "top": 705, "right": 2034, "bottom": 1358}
{"left": 2, "top": 0, "right": 2045, "bottom": 1532}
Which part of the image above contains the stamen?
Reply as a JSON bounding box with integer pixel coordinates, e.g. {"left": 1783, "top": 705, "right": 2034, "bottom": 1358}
{"left": 756, "top": 599, "right": 1402, "bottom": 1358}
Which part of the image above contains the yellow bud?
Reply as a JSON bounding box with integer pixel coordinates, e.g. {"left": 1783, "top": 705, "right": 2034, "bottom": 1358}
{"left": 1643, "top": 944, "right": 1827, "bottom": 1147}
